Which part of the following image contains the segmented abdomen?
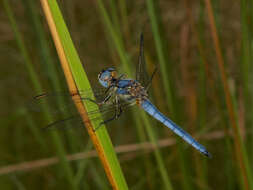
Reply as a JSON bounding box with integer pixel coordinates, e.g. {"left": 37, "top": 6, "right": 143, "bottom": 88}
{"left": 141, "top": 99, "right": 211, "bottom": 157}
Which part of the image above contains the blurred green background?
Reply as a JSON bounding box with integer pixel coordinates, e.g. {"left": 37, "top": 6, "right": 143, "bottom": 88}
{"left": 0, "top": 0, "right": 252, "bottom": 189}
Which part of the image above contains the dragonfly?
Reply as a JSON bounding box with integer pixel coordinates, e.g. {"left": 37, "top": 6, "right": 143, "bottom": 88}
{"left": 34, "top": 33, "right": 211, "bottom": 158}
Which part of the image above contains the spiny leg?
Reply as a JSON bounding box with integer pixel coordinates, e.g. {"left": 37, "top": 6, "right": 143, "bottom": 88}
{"left": 105, "top": 85, "right": 113, "bottom": 94}
{"left": 94, "top": 96, "right": 123, "bottom": 131}
{"left": 81, "top": 89, "right": 114, "bottom": 106}
{"left": 80, "top": 97, "right": 98, "bottom": 105}
{"left": 118, "top": 74, "right": 126, "bottom": 80}
{"left": 95, "top": 107, "right": 122, "bottom": 130}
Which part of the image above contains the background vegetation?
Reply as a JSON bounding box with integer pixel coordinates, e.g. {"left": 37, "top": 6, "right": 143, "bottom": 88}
{"left": 0, "top": 0, "right": 252, "bottom": 189}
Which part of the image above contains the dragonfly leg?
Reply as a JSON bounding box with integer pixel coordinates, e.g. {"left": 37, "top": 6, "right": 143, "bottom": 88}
{"left": 81, "top": 97, "right": 99, "bottom": 105}
{"left": 81, "top": 89, "right": 113, "bottom": 106}
{"left": 97, "top": 88, "right": 116, "bottom": 105}
{"left": 105, "top": 85, "right": 113, "bottom": 94}
{"left": 94, "top": 107, "right": 123, "bottom": 131}
{"left": 94, "top": 96, "right": 123, "bottom": 131}
{"left": 100, "top": 93, "right": 112, "bottom": 104}
{"left": 118, "top": 74, "right": 126, "bottom": 80}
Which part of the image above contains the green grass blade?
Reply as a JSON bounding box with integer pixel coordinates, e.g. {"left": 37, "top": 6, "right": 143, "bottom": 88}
{"left": 23, "top": 0, "right": 82, "bottom": 153}
{"left": 95, "top": 1, "right": 174, "bottom": 189}
{"left": 118, "top": 0, "right": 130, "bottom": 44}
{"left": 140, "top": 111, "right": 173, "bottom": 190}
{"left": 146, "top": 0, "right": 195, "bottom": 189}
{"left": 188, "top": 2, "right": 209, "bottom": 187}
{"left": 240, "top": 0, "right": 253, "bottom": 167}
{"left": 249, "top": 0, "right": 253, "bottom": 167}
{"left": 145, "top": 0, "right": 175, "bottom": 115}
{"left": 108, "top": 0, "right": 121, "bottom": 37}
{"left": 205, "top": 0, "right": 253, "bottom": 189}
{"left": 2, "top": 0, "right": 77, "bottom": 189}
{"left": 240, "top": 0, "right": 251, "bottom": 103}
{"left": 95, "top": 0, "right": 131, "bottom": 74}
{"left": 74, "top": 140, "right": 93, "bottom": 187}
{"left": 42, "top": 0, "right": 128, "bottom": 189}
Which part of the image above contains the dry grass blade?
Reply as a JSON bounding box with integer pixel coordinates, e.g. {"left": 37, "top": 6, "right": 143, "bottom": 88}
{"left": 0, "top": 130, "right": 227, "bottom": 176}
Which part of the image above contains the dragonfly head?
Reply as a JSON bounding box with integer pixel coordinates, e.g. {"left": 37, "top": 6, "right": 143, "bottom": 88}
{"left": 98, "top": 67, "right": 117, "bottom": 88}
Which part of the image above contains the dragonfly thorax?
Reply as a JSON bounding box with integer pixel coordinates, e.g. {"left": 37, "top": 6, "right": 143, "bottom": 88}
{"left": 119, "top": 80, "right": 148, "bottom": 102}
{"left": 127, "top": 80, "right": 148, "bottom": 99}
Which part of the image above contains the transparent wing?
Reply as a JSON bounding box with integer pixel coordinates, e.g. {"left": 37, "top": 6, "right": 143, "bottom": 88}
{"left": 136, "top": 33, "right": 150, "bottom": 88}
{"left": 27, "top": 89, "right": 135, "bottom": 130}
{"left": 43, "top": 100, "right": 134, "bottom": 130}
{"left": 27, "top": 87, "right": 108, "bottom": 115}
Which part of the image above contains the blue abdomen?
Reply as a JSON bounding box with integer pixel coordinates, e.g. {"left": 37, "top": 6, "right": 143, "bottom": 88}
{"left": 141, "top": 99, "right": 211, "bottom": 157}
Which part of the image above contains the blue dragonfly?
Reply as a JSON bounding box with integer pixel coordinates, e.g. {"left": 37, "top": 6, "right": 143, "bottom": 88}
{"left": 34, "top": 34, "right": 211, "bottom": 158}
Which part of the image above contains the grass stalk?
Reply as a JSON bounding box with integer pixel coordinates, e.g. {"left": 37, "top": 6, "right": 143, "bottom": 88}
{"left": 240, "top": 0, "right": 251, "bottom": 104}
{"left": 249, "top": 0, "right": 253, "bottom": 165}
{"left": 95, "top": 0, "right": 173, "bottom": 189}
{"left": 146, "top": 0, "right": 195, "bottom": 189}
{"left": 240, "top": 0, "right": 253, "bottom": 164}
{"left": 2, "top": 1, "right": 77, "bottom": 189}
{"left": 145, "top": 0, "right": 175, "bottom": 115}
{"left": 2, "top": 0, "right": 253, "bottom": 189}
{"left": 108, "top": 0, "right": 121, "bottom": 37}
{"left": 0, "top": 129, "right": 228, "bottom": 176}
{"left": 74, "top": 141, "right": 93, "bottom": 187}
{"left": 186, "top": 2, "right": 209, "bottom": 187}
{"left": 96, "top": 0, "right": 130, "bottom": 73}
{"left": 204, "top": 0, "right": 253, "bottom": 189}
{"left": 23, "top": 0, "right": 82, "bottom": 154}
{"left": 140, "top": 111, "right": 173, "bottom": 190}
{"left": 40, "top": 0, "right": 128, "bottom": 189}
{"left": 118, "top": 0, "right": 131, "bottom": 47}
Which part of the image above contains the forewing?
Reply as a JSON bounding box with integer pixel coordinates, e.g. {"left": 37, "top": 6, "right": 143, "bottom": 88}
{"left": 136, "top": 33, "right": 150, "bottom": 88}
{"left": 27, "top": 87, "right": 108, "bottom": 115}
{"left": 28, "top": 90, "right": 134, "bottom": 130}
{"left": 42, "top": 100, "right": 135, "bottom": 130}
